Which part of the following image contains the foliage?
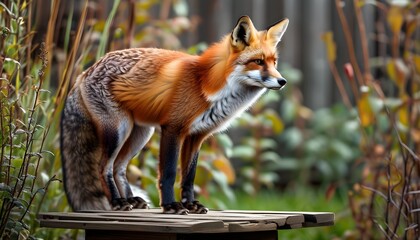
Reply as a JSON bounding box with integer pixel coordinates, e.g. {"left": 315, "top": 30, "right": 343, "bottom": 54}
{"left": 280, "top": 103, "right": 361, "bottom": 186}
{"left": 0, "top": 2, "right": 60, "bottom": 239}
{"left": 277, "top": 68, "right": 361, "bottom": 189}
{"left": 230, "top": 60, "right": 361, "bottom": 197}
{"left": 230, "top": 90, "right": 285, "bottom": 195}
{"left": 323, "top": 0, "right": 420, "bottom": 239}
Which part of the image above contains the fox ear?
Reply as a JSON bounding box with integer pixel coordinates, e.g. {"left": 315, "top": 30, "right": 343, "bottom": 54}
{"left": 231, "top": 16, "right": 257, "bottom": 50}
{"left": 266, "top": 18, "right": 289, "bottom": 47}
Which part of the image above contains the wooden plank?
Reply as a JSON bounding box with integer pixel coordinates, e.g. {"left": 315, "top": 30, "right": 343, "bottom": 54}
{"left": 103, "top": 209, "right": 299, "bottom": 225}
{"left": 221, "top": 210, "right": 335, "bottom": 225}
{"left": 40, "top": 210, "right": 298, "bottom": 227}
{"left": 39, "top": 212, "right": 224, "bottom": 226}
{"left": 38, "top": 209, "right": 335, "bottom": 235}
{"left": 213, "top": 210, "right": 304, "bottom": 227}
{"left": 40, "top": 219, "right": 226, "bottom": 233}
{"left": 40, "top": 211, "right": 289, "bottom": 227}
{"left": 228, "top": 222, "right": 278, "bottom": 232}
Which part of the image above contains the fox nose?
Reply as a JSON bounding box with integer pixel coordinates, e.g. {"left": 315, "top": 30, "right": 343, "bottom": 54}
{"left": 278, "top": 78, "right": 287, "bottom": 87}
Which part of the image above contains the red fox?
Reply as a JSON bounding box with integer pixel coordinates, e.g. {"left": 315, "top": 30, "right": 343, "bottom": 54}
{"left": 61, "top": 16, "right": 289, "bottom": 214}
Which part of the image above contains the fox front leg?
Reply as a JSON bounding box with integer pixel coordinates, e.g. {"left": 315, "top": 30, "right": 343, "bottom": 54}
{"left": 180, "top": 134, "right": 208, "bottom": 214}
{"left": 159, "top": 127, "right": 188, "bottom": 214}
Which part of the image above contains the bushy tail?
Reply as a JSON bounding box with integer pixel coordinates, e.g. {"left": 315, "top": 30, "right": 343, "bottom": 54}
{"left": 60, "top": 88, "right": 111, "bottom": 211}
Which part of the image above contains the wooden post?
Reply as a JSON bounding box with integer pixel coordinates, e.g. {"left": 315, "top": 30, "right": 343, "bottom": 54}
{"left": 301, "top": 0, "right": 332, "bottom": 109}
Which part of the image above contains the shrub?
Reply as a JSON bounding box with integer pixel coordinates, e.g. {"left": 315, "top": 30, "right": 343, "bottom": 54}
{"left": 324, "top": 1, "right": 420, "bottom": 239}
{"left": 0, "top": 2, "right": 57, "bottom": 238}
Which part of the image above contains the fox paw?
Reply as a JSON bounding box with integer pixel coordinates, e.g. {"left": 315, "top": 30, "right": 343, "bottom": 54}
{"left": 183, "top": 200, "right": 208, "bottom": 214}
{"left": 111, "top": 198, "right": 133, "bottom": 211}
{"left": 127, "top": 196, "right": 149, "bottom": 209}
{"left": 162, "top": 202, "right": 189, "bottom": 215}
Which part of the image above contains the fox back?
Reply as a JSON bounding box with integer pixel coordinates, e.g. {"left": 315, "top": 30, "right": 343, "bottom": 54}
{"left": 60, "top": 16, "right": 289, "bottom": 214}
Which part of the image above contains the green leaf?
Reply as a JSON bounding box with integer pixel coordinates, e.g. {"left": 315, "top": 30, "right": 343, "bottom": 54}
{"left": 280, "top": 127, "right": 303, "bottom": 149}
{"left": 261, "top": 151, "right": 282, "bottom": 164}
{"left": 41, "top": 150, "right": 55, "bottom": 157}
{"left": 12, "top": 158, "right": 23, "bottom": 168}
{"left": 14, "top": 129, "right": 27, "bottom": 135}
{"left": 24, "top": 174, "right": 36, "bottom": 181}
{"left": 260, "top": 91, "right": 280, "bottom": 105}
{"left": 232, "top": 145, "right": 255, "bottom": 159}
{"left": 240, "top": 166, "right": 254, "bottom": 179}
{"left": 13, "top": 198, "right": 26, "bottom": 209}
{"left": 281, "top": 99, "right": 298, "bottom": 123}
{"left": 0, "top": 183, "right": 12, "bottom": 194}
{"left": 259, "top": 172, "right": 279, "bottom": 187}
{"left": 36, "top": 187, "right": 46, "bottom": 196}
{"left": 384, "top": 97, "right": 403, "bottom": 109}
{"left": 5, "top": 57, "right": 21, "bottom": 67}
{"left": 212, "top": 171, "right": 235, "bottom": 201}
{"left": 368, "top": 96, "right": 384, "bottom": 114}
{"left": 242, "top": 182, "right": 255, "bottom": 195}
{"left": 330, "top": 140, "right": 354, "bottom": 161}
{"left": 259, "top": 138, "right": 277, "bottom": 150}
{"left": 216, "top": 133, "right": 233, "bottom": 149}
{"left": 271, "top": 157, "right": 299, "bottom": 171}
{"left": 314, "top": 160, "right": 333, "bottom": 179}
{"left": 305, "top": 136, "right": 327, "bottom": 154}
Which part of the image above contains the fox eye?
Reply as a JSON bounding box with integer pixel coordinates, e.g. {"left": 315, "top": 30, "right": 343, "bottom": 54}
{"left": 253, "top": 59, "right": 264, "bottom": 65}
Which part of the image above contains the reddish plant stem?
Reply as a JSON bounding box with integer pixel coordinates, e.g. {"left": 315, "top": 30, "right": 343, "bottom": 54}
{"left": 335, "top": 0, "right": 365, "bottom": 86}
{"left": 327, "top": 61, "right": 353, "bottom": 109}
{"left": 354, "top": 0, "right": 373, "bottom": 84}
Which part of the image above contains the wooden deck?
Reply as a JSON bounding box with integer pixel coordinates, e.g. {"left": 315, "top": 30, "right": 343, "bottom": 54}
{"left": 39, "top": 209, "right": 334, "bottom": 240}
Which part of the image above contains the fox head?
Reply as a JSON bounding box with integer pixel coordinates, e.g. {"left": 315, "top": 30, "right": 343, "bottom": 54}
{"left": 229, "top": 16, "right": 289, "bottom": 90}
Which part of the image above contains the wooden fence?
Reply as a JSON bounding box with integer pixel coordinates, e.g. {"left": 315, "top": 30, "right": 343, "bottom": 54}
{"left": 33, "top": 0, "right": 378, "bottom": 109}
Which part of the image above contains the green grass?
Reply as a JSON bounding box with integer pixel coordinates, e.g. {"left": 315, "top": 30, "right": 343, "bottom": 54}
{"left": 200, "top": 187, "right": 354, "bottom": 239}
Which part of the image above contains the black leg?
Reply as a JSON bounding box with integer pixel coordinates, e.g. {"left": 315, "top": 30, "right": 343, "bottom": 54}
{"left": 159, "top": 127, "right": 187, "bottom": 214}
{"left": 181, "top": 152, "right": 198, "bottom": 204}
{"left": 180, "top": 135, "right": 208, "bottom": 214}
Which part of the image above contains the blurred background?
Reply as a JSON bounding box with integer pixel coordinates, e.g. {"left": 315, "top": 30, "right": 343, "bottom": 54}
{"left": 1, "top": 0, "right": 419, "bottom": 239}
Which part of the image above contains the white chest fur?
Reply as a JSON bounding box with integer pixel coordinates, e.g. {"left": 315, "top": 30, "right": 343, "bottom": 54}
{"left": 189, "top": 67, "right": 266, "bottom": 134}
